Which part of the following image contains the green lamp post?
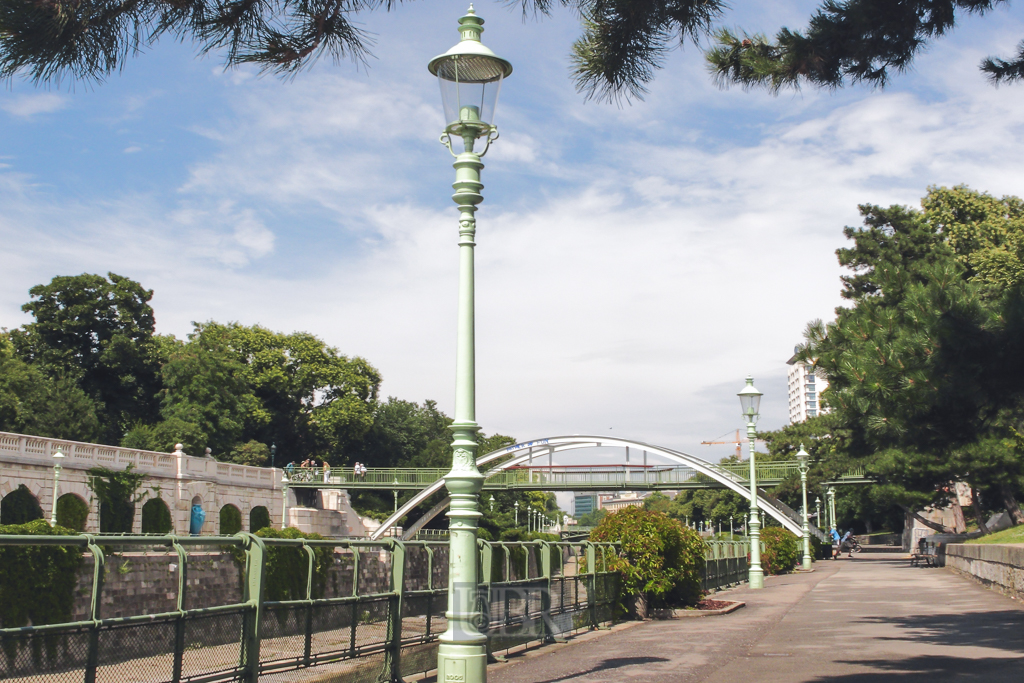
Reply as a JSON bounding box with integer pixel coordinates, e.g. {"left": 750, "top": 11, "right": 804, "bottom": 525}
{"left": 815, "top": 496, "right": 822, "bottom": 530}
{"left": 796, "top": 445, "right": 812, "bottom": 570}
{"left": 738, "top": 376, "right": 764, "bottom": 589}
{"left": 429, "top": 8, "right": 512, "bottom": 682}
{"left": 828, "top": 486, "right": 837, "bottom": 531}
{"left": 514, "top": 500, "right": 519, "bottom": 526}
{"left": 49, "top": 450, "right": 64, "bottom": 526}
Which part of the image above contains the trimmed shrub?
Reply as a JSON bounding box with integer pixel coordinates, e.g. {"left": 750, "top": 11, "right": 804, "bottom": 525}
{"left": 141, "top": 498, "right": 173, "bottom": 533}
{"left": 220, "top": 505, "right": 242, "bottom": 535}
{"left": 0, "top": 519, "right": 84, "bottom": 628}
{"left": 0, "top": 485, "right": 43, "bottom": 525}
{"left": 55, "top": 494, "right": 90, "bottom": 531}
{"left": 250, "top": 506, "right": 271, "bottom": 532}
{"left": 760, "top": 527, "right": 799, "bottom": 575}
{"left": 590, "top": 507, "right": 706, "bottom": 610}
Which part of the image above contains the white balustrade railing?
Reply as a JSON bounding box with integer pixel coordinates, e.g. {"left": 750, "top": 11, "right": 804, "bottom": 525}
{"left": 0, "top": 430, "right": 278, "bottom": 489}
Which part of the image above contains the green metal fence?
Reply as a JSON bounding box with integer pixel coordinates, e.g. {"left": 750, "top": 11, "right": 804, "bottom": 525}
{"left": 702, "top": 541, "right": 749, "bottom": 592}
{"left": 0, "top": 534, "right": 619, "bottom": 683}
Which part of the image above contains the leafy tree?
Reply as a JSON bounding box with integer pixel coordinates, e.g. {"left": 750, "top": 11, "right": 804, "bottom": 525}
{"left": 643, "top": 491, "right": 671, "bottom": 514}
{"left": 0, "top": 519, "right": 85, "bottom": 628}
{"left": 6, "top": 0, "right": 1021, "bottom": 102}
{"left": 8, "top": 273, "right": 162, "bottom": 443}
{"left": 590, "top": 507, "right": 706, "bottom": 609}
{"left": 229, "top": 440, "right": 271, "bottom": 467}
{"left": 577, "top": 508, "right": 608, "bottom": 527}
{"left": 800, "top": 186, "right": 1024, "bottom": 532}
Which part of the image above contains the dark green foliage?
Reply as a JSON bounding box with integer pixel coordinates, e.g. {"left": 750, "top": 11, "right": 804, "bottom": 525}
{"left": 0, "top": 484, "right": 43, "bottom": 525}
{"left": 250, "top": 506, "right": 271, "bottom": 532}
{"left": 229, "top": 441, "right": 270, "bottom": 467}
{"left": 576, "top": 508, "right": 608, "bottom": 527}
{"left": 590, "top": 507, "right": 705, "bottom": 607}
{"left": 255, "top": 527, "right": 331, "bottom": 601}
{"left": 668, "top": 485, "right": 747, "bottom": 529}
{"left": 55, "top": 494, "right": 89, "bottom": 532}
{"left": 87, "top": 464, "right": 147, "bottom": 533}
{"left": 759, "top": 527, "right": 799, "bottom": 575}
{"left": 8, "top": 273, "right": 162, "bottom": 444}
{"left": 0, "top": 519, "right": 84, "bottom": 628}
{"left": 220, "top": 505, "right": 242, "bottom": 535}
{"left": 706, "top": 1, "right": 1020, "bottom": 93}
{"left": 141, "top": 498, "right": 172, "bottom": 534}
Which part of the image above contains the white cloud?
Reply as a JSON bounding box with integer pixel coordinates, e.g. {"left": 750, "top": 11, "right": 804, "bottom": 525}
{"left": 1, "top": 93, "right": 66, "bottom": 118}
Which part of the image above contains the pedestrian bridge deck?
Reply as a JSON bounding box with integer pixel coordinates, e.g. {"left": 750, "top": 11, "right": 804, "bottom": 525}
{"left": 287, "top": 463, "right": 871, "bottom": 490}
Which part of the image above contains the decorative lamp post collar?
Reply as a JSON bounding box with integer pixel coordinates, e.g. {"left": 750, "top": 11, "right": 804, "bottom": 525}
{"left": 738, "top": 375, "right": 762, "bottom": 423}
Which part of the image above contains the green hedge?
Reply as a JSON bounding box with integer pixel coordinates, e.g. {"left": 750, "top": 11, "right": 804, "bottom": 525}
{"left": 220, "top": 505, "right": 242, "bottom": 535}
{"left": 55, "top": 494, "right": 90, "bottom": 532}
{"left": 250, "top": 506, "right": 271, "bottom": 532}
{"left": 141, "top": 498, "right": 173, "bottom": 533}
{"left": 255, "top": 527, "right": 332, "bottom": 601}
{"left": 760, "top": 527, "right": 799, "bottom": 575}
{"left": 590, "top": 507, "right": 706, "bottom": 608}
{"left": 0, "top": 519, "right": 84, "bottom": 628}
{"left": 0, "top": 485, "right": 44, "bottom": 525}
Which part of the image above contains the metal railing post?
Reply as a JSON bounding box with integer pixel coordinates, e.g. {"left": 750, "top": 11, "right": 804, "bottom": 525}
{"left": 538, "top": 540, "right": 553, "bottom": 643}
{"left": 83, "top": 536, "right": 105, "bottom": 683}
{"left": 239, "top": 532, "right": 267, "bottom": 683}
{"left": 170, "top": 537, "right": 189, "bottom": 683}
{"left": 302, "top": 541, "right": 316, "bottom": 668}
{"left": 585, "top": 542, "right": 597, "bottom": 630}
{"left": 385, "top": 539, "right": 406, "bottom": 682}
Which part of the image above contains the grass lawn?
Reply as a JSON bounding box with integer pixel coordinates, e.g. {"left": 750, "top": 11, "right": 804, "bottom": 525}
{"left": 965, "top": 524, "right": 1024, "bottom": 544}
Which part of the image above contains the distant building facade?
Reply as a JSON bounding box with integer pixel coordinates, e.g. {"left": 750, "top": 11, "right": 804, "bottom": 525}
{"left": 598, "top": 492, "right": 646, "bottom": 513}
{"left": 787, "top": 347, "right": 829, "bottom": 424}
{"left": 573, "top": 493, "right": 597, "bottom": 517}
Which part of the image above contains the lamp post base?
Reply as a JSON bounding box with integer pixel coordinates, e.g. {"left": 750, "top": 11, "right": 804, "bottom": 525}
{"left": 438, "top": 643, "right": 487, "bottom": 683}
{"left": 748, "top": 568, "right": 764, "bottom": 589}
{"left": 802, "top": 557, "right": 812, "bottom": 571}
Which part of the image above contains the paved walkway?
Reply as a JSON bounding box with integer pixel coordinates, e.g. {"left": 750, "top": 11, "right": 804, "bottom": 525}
{"left": 486, "top": 552, "right": 1024, "bottom": 683}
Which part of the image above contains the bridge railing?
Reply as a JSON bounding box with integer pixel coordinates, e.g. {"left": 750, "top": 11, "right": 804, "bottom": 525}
{"left": 0, "top": 534, "right": 620, "bottom": 683}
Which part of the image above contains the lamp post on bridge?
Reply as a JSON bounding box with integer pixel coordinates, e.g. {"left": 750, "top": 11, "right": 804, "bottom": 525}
{"left": 796, "top": 445, "right": 812, "bottom": 571}
{"left": 428, "top": 8, "right": 513, "bottom": 683}
{"left": 393, "top": 478, "right": 400, "bottom": 515}
{"left": 738, "top": 376, "right": 764, "bottom": 589}
{"left": 49, "top": 450, "right": 64, "bottom": 526}
{"left": 815, "top": 497, "right": 822, "bottom": 530}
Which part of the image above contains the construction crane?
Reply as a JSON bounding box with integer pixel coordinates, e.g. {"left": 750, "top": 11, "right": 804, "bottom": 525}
{"left": 701, "top": 429, "right": 744, "bottom": 459}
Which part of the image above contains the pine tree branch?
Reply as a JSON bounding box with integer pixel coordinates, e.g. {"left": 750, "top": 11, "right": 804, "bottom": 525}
{"left": 981, "top": 39, "right": 1024, "bottom": 84}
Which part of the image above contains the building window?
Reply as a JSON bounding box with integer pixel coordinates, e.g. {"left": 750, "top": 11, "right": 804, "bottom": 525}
{"left": 806, "top": 401, "right": 816, "bottom": 409}
{"left": 807, "top": 410, "right": 817, "bottom": 417}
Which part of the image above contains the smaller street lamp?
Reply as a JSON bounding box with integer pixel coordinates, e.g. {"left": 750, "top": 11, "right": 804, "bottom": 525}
{"left": 730, "top": 515, "right": 734, "bottom": 538}
{"left": 514, "top": 500, "right": 519, "bottom": 526}
{"left": 828, "top": 487, "right": 837, "bottom": 531}
{"left": 489, "top": 495, "right": 495, "bottom": 512}
{"left": 815, "top": 497, "right": 822, "bottom": 530}
{"left": 281, "top": 472, "right": 289, "bottom": 530}
{"left": 271, "top": 443, "right": 277, "bottom": 469}
{"left": 49, "top": 450, "right": 65, "bottom": 526}
{"left": 796, "top": 445, "right": 812, "bottom": 570}
{"left": 393, "top": 478, "right": 400, "bottom": 514}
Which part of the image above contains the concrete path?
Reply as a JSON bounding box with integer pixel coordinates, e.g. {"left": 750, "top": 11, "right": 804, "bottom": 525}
{"left": 486, "top": 552, "right": 1024, "bottom": 683}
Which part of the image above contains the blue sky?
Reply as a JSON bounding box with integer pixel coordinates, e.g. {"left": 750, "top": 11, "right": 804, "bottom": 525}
{"left": 3, "top": 0, "right": 1024, "bottom": 465}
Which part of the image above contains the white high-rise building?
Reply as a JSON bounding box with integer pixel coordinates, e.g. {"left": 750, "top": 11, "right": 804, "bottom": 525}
{"left": 787, "top": 347, "right": 829, "bottom": 424}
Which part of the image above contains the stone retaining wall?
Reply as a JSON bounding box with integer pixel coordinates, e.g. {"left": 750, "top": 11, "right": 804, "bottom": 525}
{"left": 945, "top": 543, "right": 1024, "bottom": 600}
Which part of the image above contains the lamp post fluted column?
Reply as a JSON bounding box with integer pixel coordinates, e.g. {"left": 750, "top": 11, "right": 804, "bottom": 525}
{"left": 816, "top": 497, "right": 822, "bottom": 530}
{"left": 828, "top": 487, "right": 837, "bottom": 532}
{"left": 796, "top": 445, "right": 812, "bottom": 570}
{"left": 738, "top": 376, "right": 764, "bottom": 589}
{"left": 428, "top": 9, "right": 513, "bottom": 683}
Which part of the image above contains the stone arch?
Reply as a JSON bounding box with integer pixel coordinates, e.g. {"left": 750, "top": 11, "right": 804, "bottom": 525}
{"left": 0, "top": 484, "right": 44, "bottom": 525}
{"left": 142, "top": 498, "right": 173, "bottom": 534}
{"left": 55, "top": 493, "right": 90, "bottom": 531}
{"left": 250, "top": 505, "right": 271, "bottom": 532}
{"left": 219, "top": 504, "right": 242, "bottom": 535}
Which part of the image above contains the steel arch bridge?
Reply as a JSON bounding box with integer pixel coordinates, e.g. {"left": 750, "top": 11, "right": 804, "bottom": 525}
{"left": 353, "top": 435, "right": 815, "bottom": 541}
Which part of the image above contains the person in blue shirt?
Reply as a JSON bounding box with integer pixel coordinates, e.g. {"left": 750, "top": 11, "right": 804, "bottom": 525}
{"left": 830, "top": 527, "right": 841, "bottom": 559}
{"left": 840, "top": 530, "right": 855, "bottom": 557}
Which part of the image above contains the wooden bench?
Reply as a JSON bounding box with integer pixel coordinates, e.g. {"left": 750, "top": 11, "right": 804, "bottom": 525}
{"left": 910, "top": 539, "right": 939, "bottom": 567}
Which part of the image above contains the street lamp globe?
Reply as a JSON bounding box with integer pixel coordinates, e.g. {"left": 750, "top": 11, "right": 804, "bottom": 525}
{"left": 428, "top": 5, "right": 512, "bottom": 148}
{"left": 737, "top": 376, "right": 762, "bottom": 423}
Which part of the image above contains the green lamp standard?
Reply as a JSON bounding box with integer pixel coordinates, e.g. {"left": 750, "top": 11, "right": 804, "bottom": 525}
{"left": 514, "top": 500, "right": 519, "bottom": 526}
{"left": 489, "top": 495, "right": 495, "bottom": 512}
{"left": 796, "top": 445, "right": 812, "bottom": 570}
{"left": 815, "top": 497, "right": 822, "bottom": 530}
{"left": 738, "top": 376, "right": 764, "bottom": 589}
{"left": 393, "top": 478, "right": 400, "bottom": 515}
{"left": 428, "top": 8, "right": 512, "bottom": 683}
{"left": 49, "top": 450, "right": 64, "bottom": 525}
{"left": 828, "top": 487, "right": 837, "bottom": 531}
